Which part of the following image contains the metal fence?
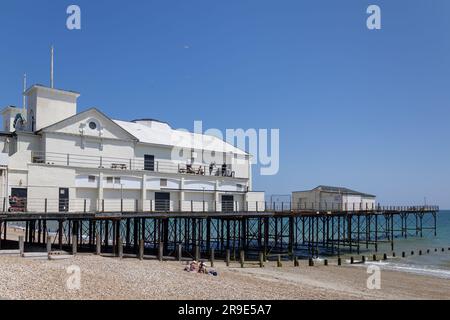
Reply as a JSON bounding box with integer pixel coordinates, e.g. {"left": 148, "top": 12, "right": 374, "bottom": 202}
{"left": 31, "top": 151, "right": 238, "bottom": 178}
{"left": 1, "top": 196, "right": 439, "bottom": 214}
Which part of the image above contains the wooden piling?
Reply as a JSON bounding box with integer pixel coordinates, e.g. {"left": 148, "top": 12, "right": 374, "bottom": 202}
{"left": 195, "top": 246, "right": 200, "bottom": 262}
{"left": 324, "top": 259, "right": 328, "bottom": 266}
{"left": 138, "top": 239, "right": 144, "bottom": 260}
{"left": 96, "top": 233, "right": 101, "bottom": 255}
{"left": 419, "top": 250, "right": 422, "bottom": 255}
{"left": 411, "top": 251, "right": 414, "bottom": 255}
{"left": 361, "top": 256, "right": 365, "bottom": 263}
{"left": 337, "top": 257, "right": 341, "bottom": 266}
{"left": 383, "top": 253, "right": 387, "bottom": 260}
{"left": 350, "top": 257, "right": 354, "bottom": 264}
{"left": 210, "top": 248, "right": 215, "bottom": 267}
{"left": 226, "top": 249, "right": 230, "bottom": 267}
{"left": 240, "top": 250, "right": 245, "bottom": 268}
{"left": 372, "top": 254, "right": 377, "bottom": 261}
{"left": 46, "top": 235, "right": 52, "bottom": 255}
{"left": 118, "top": 238, "right": 123, "bottom": 259}
{"left": 294, "top": 256, "right": 299, "bottom": 267}
{"left": 72, "top": 235, "right": 77, "bottom": 255}
{"left": 277, "top": 254, "right": 282, "bottom": 267}
{"left": 259, "top": 252, "right": 264, "bottom": 268}
{"left": 402, "top": 251, "right": 405, "bottom": 258}
{"left": 158, "top": 242, "right": 164, "bottom": 261}
{"left": 309, "top": 258, "right": 314, "bottom": 267}
{"left": 19, "top": 236, "right": 24, "bottom": 257}
{"left": 177, "top": 244, "right": 182, "bottom": 262}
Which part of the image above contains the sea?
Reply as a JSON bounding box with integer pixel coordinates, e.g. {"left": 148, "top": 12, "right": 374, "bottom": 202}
{"left": 337, "top": 210, "right": 450, "bottom": 279}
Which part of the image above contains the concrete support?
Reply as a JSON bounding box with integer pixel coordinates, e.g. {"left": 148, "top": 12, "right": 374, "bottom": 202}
{"left": 98, "top": 172, "right": 104, "bottom": 211}
{"left": 141, "top": 174, "right": 147, "bottom": 211}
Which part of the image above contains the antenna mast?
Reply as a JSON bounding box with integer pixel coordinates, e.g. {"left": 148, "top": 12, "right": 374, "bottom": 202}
{"left": 22, "top": 73, "right": 27, "bottom": 116}
{"left": 50, "top": 45, "right": 54, "bottom": 88}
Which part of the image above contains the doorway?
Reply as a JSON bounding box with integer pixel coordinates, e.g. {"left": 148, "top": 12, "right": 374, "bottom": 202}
{"left": 221, "top": 195, "right": 234, "bottom": 213}
{"left": 155, "top": 192, "right": 170, "bottom": 212}
{"left": 10, "top": 188, "right": 27, "bottom": 212}
{"left": 59, "top": 188, "right": 69, "bottom": 212}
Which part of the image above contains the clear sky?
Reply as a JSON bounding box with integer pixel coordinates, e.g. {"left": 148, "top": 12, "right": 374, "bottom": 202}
{"left": 1, "top": 0, "right": 449, "bottom": 207}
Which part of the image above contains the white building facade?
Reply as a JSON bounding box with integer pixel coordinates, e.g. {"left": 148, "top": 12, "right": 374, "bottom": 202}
{"left": 292, "top": 186, "right": 376, "bottom": 211}
{"left": 0, "top": 85, "right": 265, "bottom": 213}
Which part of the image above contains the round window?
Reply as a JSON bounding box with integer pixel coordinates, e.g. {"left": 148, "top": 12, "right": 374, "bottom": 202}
{"left": 89, "top": 121, "right": 97, "bottom": 130}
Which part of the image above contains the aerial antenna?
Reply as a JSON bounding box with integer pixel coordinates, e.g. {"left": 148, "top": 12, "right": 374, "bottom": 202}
{"left": 22, "top": 73, "right": 27, "bottom": 116}
{"left": 50, "top": 45, "right": 54, "bottom": 88}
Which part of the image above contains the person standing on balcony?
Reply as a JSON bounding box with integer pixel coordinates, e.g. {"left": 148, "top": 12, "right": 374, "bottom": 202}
{"left": 221, "top": 163, "right": 227, "bottom": 176}
{"left": 209, "top": 162, "right": 216, "bottom": 175}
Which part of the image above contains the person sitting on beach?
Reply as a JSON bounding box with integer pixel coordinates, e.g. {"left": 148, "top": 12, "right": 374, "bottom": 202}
{"left": 198, "top": 261, "right": 207, "bottom": 274}
{"left": 189, "top": 260, "right": 198, "bottom": 272}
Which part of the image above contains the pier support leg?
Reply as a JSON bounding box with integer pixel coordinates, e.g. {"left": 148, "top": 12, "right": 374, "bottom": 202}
{"left": 96, "top": 233, "right": 101, "bottom": 255}
{"left": 46, "top": 235, "right": 52, "bottom": 255}
{"left": 58, "top": 220, "right": 63, "bottom": 250}
{"left": 72, "top": 235, "right": 77, "bottom": 255}
{"left": 210, "top": 248, "right": 215, "bottom": 267}
{"left": 177, "top": 244, "right": 182, "bottom": 262}
{"left": 19, "top": 236, "right": 24, "bottom": 257}
{"left": 138, "top": 239, "right": 144, "bottom": 260}
{"left": 158, "top": 242, "right": 164, "bottom": 261}
{"left": 118, "top": 238, "right": 123, "bottom": 259}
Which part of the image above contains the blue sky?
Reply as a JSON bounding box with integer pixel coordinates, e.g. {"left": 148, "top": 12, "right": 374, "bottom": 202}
{"left": 1, "top": 0, "right": 449, "bottom": 207}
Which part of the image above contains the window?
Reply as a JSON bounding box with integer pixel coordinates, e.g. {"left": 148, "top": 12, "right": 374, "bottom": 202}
{"left": 89, "top": 121, "right": 97, "bottom": 130}
{"left": 160, "top": 179, "right": 168, "bottom": 187}
{"left": 144, "top": 155, "right": 155, "bottom": 171}
{"left": 107, "top": 177, "right": 121, "bottom": 184}
{"left": 88, "top": 175, "right": 96, "bottom": 183}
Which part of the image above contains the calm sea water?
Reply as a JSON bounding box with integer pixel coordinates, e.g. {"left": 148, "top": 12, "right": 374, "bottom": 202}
{"left": 344, "top": 210, "right": 450, "bottom": 279}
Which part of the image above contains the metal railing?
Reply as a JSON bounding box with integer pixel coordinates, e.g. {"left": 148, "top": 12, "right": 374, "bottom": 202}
{"left": 31, "top": 151, "right": 239, "bottom": 178}
{"left": 0, "top": 197, "right": 439, "bottom": 214}
{"left": 292, "top": 201, "right": 440, "bottom": 212}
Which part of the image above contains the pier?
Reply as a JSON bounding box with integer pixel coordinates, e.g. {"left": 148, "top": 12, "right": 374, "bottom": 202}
{"left": 0, "top": 200, "right": 439, "bottom": 261}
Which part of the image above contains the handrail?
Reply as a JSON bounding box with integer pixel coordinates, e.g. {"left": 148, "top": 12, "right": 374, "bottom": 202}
{"left": 31, "top": 151, "right": 239, "bottom": 178}
{"left": 0, "top": 197, "right": 440, "bottom": 214}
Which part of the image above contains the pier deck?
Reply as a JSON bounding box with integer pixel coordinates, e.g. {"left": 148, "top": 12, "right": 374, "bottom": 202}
{"left": 0, "top": 205, "right": 440, "bottom": 261}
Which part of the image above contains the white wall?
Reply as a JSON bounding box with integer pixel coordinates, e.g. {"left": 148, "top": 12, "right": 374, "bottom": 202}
{"left": 27, "top": 87, "right": 78, "bottom": 131}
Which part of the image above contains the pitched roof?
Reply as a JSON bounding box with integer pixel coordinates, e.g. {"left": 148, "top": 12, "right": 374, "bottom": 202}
{"left": 114, "top": 120, "right": 248, "bottom": 155}
{"left": 296, "top": 185, "right": 376, "bottom": 198}
{"left": 37, "top": 108, "right": 138, "bottom": 140}
{"left": 36, "top": 106, "right": 247, "bottom": 155}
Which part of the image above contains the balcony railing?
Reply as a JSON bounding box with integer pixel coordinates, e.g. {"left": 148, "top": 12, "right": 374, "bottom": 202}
{"left": 31, "top": 151, "right": 239, "bottom": 178}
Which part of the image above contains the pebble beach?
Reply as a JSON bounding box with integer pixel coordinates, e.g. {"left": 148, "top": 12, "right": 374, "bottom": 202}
{"left": 1, "top": 226, "right": 450, "bottom": 300}
{"left": 1, "top": 253, "right": 450, "bottom": 300}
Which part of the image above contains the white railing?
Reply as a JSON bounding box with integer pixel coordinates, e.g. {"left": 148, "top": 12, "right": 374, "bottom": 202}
{"left": 31, "top": 151, "right": 241, "bottom": 178}
{"left": 1, "top": 197, "right": 439, "bottom": 214}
